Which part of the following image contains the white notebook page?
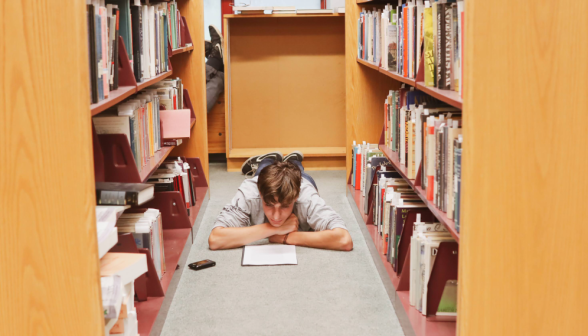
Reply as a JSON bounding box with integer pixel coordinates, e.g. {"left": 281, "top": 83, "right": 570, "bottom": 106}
{"left": 242, "top": 245, "right": 297, "bottom": 266}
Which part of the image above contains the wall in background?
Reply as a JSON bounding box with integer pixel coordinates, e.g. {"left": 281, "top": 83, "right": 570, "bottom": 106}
{"left": 204, "top": 0, "right": 222, "bottom": 41}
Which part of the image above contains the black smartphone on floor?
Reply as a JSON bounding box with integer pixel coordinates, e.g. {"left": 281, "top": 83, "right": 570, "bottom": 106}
{"left": 188, "top": 259, "right": 216, "bottom": 271}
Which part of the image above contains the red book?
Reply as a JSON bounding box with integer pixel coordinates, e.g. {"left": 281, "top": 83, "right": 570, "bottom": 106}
{"left": 403, "top": 6, "right": 408, "bottom": 78}
{"left": 354, "top": 152, "right": 362, "bottom": 190}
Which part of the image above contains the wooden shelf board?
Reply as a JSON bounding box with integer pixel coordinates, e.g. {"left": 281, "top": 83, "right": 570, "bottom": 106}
{"left": 347, "top": 184, "right": 457, "bottom": 336}
{"left": 139, "top": 147, "right": 175, "bottom": 182}
{"left": 355, "top": 59, "right": 463, "bottom": 110}
{"left": 190, "top": 117, "right": 196, "bottom": 129}
{"left": 356, "top": 57, "right": 380, "bottom": 70}
{"left": 378, "top": 144, "right": 460, "bottom": 242}
{"left": 416, "top": 82, "right": 462, "bottom": 109}
{"left": 379, "top": 68, "right": 416, "bottom": 87}
{"left": 90, "top": 86, "right": 136, "bottom": 116}
{"left": 224, "top": 13, "right": 345, "bottom": 19}
{"left": 171, "top": 45, "right": 194, "bottom": 56}
{"left": 137, "top": 70, "right": 173, "bottom": 91}
{"left": 229, "top": 147, "right": 347, "bottom": 158}
{"left": 135, "top": 187, "right": 209, "bottom": 336}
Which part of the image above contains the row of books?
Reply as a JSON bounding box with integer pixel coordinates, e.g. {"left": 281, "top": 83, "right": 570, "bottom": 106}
{"left": 357, "top": 0, "right": 464, "bottom": 95}
{"left": 118, "top": 209, "right": 166, "bottom": 280}
{"left": 87, "top": 0, "right": 188, "bottom": 104}
{"left": 410, "top": 214, "right": 457, "bottom": 315}
{"left": 95, "top": 158, "right": 197, "bottom": 212}
{"left": 350, "top": 143, "right": 458, "bottom": 316}
{"left": 148, "top": 157, "right": 198, "bottom": 216}
{"left": 93, "top": 78, "right": 185, "bottom": 173}
{"left": 383, "top": 87, "right": 463, "bottom": 230}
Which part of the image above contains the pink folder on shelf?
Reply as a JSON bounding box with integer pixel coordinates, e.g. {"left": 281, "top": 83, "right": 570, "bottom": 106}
{"left": 160, "top": 109, "right": 191, "bottom": 139}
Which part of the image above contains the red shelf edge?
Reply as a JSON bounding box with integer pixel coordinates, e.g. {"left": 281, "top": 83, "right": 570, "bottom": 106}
{"left": 139, "top": 146, "right": 175, "bottom": 182}
{"left": 347, "top": 184, "right": 456, "bottom": 336}
{"left": 135, "top": 187, "right": 209, "bottom": 336}
{"left": 378, "top": 144, "right": 460, "bottom": 242}
{"left": 90, "top": 86, "right": 136, "bottom": 116}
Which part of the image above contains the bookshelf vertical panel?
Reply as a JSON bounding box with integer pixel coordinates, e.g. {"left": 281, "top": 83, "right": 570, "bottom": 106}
{"left": 459, "top": 0, "right": 588, "bottom": 334}
{"left": 1, "top": 1, "right": 104, "bottom": 333}
{"left": 170, "top": 0, "right": 209, "bottom": 183}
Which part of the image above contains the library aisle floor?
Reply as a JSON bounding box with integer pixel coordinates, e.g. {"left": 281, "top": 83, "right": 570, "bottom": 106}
{"left": 160, "top": 163, "right": 406, "bottom": 336}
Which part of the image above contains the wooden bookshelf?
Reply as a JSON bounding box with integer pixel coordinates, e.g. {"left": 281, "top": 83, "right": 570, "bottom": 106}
{"left": 347, "top": 184, "right": 457, "bottom": 336}
{"left": 356, "top": 58, "right": 463, "bottom": 109}
{"left": 90, "top": 86, "right": 136, "bottom": 116}
{"left": 378, "top": 144, "right": 460, "bottom": 242}
{"left": 171, "top": 45, "right": 194, "bottom": 56}
{"left": 224, "top": 14, "right": 346, "bottom": 171}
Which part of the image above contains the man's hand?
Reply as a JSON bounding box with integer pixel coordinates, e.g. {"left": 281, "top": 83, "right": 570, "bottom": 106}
{"left": 271, "top": 213, "right": 299, "bottom": 235}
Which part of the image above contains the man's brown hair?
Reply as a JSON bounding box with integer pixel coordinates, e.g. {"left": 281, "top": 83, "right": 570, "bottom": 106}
{"left": 257, "top": 161, "right": 302, "bottom": 206}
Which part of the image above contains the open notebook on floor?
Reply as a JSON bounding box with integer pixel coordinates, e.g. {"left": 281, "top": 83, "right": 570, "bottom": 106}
{"left": 241, "top": 245, "right": 297, "bottom": 266}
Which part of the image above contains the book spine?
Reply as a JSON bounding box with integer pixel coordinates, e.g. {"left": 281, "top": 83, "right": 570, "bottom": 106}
{"left": 436, "top": 4, "right": 445, "bottom": 89}
{"left": 403, "top": 6, "right": 408, "bottom": 77}
{"left": 443, "top": 5, "right": 452, "bottom": 90}
{"left": 96, "top": 190, "right": 138, "bottom": 205}
{"left": 426, "top": 120, "right": 435, "bottom": 201}
{"left": 454, "top": 139, "right": 462, "bottom": 232}
{"left": 355, "top": 152, "right": 362, "bottom": 190}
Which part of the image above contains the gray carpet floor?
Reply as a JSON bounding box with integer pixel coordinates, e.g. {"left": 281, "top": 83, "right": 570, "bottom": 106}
{"left": 160, "top": 163, "right": 405, "bottom": 336}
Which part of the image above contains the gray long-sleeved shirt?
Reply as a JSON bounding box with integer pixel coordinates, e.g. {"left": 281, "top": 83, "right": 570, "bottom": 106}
{"left": 213, "top": 176, "right": 347, "bottom": 232}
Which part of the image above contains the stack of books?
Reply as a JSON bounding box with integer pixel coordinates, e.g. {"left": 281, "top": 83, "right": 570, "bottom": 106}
{"left": 357, "top": 1, "right": 464, "bottom": 96}
{"left": 100, "top": 253, "right": 148, "bottom": 336}
{"left": 117, "top": 209, "right": 166, "bottom": 279}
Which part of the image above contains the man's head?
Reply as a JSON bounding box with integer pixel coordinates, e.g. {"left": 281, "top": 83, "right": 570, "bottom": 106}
{"left": 257, "top": 161, "right": 301, "bottom": 227}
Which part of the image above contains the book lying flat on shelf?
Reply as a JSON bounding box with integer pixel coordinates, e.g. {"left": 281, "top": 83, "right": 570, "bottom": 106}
{"left": 242, "top": 245, "right": 297, "bottom": 266}
{"left": 95, "top": 182, "right": 155, "bottom": 206}
{"left": 100, "top": 252, "right": 148, "bottom": 285}
{"left": 232, "top": 6, "right": 272, "bottom": 14}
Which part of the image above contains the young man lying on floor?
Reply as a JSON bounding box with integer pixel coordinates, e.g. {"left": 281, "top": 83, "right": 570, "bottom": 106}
{"left": 208, "top": 152, "right": 353, "bottom": 251}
